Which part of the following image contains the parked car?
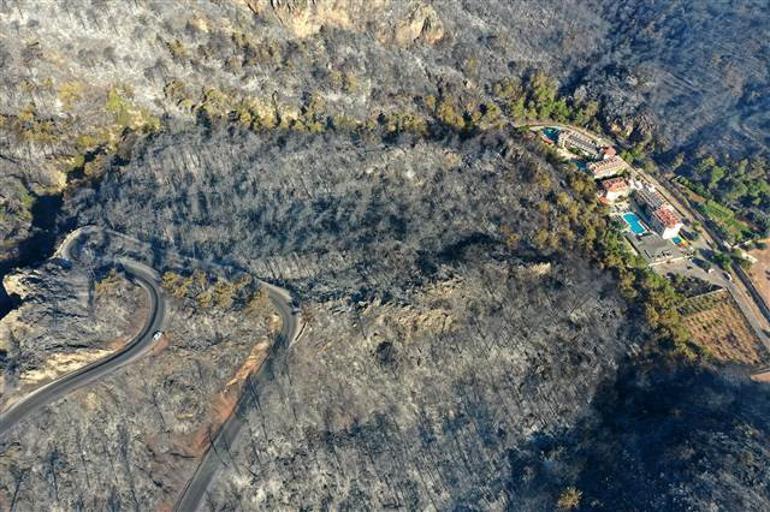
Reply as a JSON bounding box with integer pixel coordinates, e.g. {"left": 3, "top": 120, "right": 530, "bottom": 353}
{"left": 152, "top": 331, "right": 164, "bottom": 341}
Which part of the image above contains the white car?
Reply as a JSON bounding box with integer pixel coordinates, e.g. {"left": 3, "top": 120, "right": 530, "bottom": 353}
{"left": 152, "top": 331, "right": 164, "bottom": 341}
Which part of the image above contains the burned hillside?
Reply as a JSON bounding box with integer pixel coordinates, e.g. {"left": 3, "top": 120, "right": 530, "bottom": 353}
{"left": 0, "top": 1, "right": 769, "bottom": 510}
{"left": 67, "top": 128, "right": 599, "bottom": 300}
{"left": 54, "top": 126, "right": 640, "bottom": 509}
{"left": 1, "top": 0, "right": 767, "bottom": 277}
{"left": 506, "top": 362, "right": 770, "bottom": 511}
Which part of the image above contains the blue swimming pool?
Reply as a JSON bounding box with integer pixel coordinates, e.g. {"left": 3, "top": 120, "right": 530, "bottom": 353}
{"left": 542, "top": 127, "right": 560, "bottom": 142}
{"left": 622, "top": 212, "right": 647, "bottom": 235}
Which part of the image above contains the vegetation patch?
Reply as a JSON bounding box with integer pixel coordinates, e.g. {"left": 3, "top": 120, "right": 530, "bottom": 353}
{"left": 674, "top": 155, "right": 769, "bottom": 239}
{"left": 698, "top": 199, "right": 753, "bottom": 243}
{"left": 161, "top": 270, "right": 273, "bottom": 316}
{"left": 672, "top": 176, "right": 754, "bottom": 243}
{"left": 94, "top": 268, "right": 124, "bottom": 298}
{"left": 678, "top": 289, "right": 766, "bottom": 365}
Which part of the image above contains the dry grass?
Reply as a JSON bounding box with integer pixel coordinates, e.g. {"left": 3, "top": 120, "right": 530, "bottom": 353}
{"left": 747, "top": 240, "right": 770, "bottom": 305}
{"left": 94, "top": 268, "right": 123, "bottom": 297}
{"left": 679, "top": 289, "right": 765, "bottom": 365}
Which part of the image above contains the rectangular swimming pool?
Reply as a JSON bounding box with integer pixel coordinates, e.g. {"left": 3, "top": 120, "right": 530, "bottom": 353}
{"left": 622, "top": 212, "right": 647, "bottom": 235}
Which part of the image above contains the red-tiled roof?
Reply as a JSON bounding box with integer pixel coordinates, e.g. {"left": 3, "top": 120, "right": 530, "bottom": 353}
{"left": 602, "top": 146, "right": 617, "bottom": 157}
{"left": 601, "top": 177, "right": 629, "bottom": 192}
{"left": 652, "top": 206, "right": 681, "bottom": 228}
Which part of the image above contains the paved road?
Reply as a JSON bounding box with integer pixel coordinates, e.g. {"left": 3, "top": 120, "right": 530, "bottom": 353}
{"left": 2, "top": 225, "right": 299, "bottom": 508}
{"left": 173, "top": 281, "right": 300, "bottom": 511}
{"left": 0, "top": 229, "right": 167, "bottom": 436}
{"left": 522, "top": 121, "right": 770, "bottom": 344}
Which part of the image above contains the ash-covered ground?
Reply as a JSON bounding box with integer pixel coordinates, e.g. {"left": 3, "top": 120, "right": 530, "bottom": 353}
{"left": 1, "top": 0, "right": 767, "bottom": 271}
{"left": 63, "top": 127, "right": 636, "bottom": 509}
{"left": 0, "top": 1, "right": 769, "bottom": 510}
{"left": 0, "top": 233, "right": 275, "bottom": 509}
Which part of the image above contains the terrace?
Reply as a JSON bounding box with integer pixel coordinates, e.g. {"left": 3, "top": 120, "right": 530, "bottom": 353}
{"left": 625, "top": 231, "right": 686, "bottom": 265}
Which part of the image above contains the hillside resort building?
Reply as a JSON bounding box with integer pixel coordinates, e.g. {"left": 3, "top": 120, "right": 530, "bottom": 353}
{"left": 649, "top": 205, "right": 684, "bottom": 239}
{"left": 557, "top": 130, "right": 599, "bottom": 158}
{"left": 588, "top": 156, "right": 627, "bottom": 179}
{"left": 635, "top": 187, "right": 667, "bottom": 211}
{"left": 599, "top": 177, "right": 630, "bottom": 202}
{"left": 634, "top": 187, "right": 683, "bottom": 239}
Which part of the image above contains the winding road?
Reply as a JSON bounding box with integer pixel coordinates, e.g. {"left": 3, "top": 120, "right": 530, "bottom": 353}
{"left": 173, "top": 280, "right": 301, "bottom": 511}
{"left": 2, "top": 227, "right": 302, "bottom": 511}
{"left": 0, "top": 228, "right": 167, "bottom": 436}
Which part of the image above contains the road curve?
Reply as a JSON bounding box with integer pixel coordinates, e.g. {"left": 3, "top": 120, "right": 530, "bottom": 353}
{"left": 173, "top": 281, "right": 300, "bottom": 512}
{"left": 0, "top": 231, "right": 167, "bottom": 436}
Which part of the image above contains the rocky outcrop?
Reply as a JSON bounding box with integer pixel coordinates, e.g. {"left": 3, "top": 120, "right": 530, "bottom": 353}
{"left": 0, "top": 262, "right": 143, "bottom": 407}
{"left": 241, "top": 0, "right": 444, "bottom": 45}
{"left": 243, "top": 0, "right": 367, "bottom": 37}
{"left": 2, "top": 271, "right": 35, "bottom": 301}
{"left": 392, "top": 4, "right": 445, "bottom": 46}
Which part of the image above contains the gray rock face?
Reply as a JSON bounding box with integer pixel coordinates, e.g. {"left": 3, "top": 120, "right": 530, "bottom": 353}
{"left": 0, "top": 262, "right": 143, "bottom": 403}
